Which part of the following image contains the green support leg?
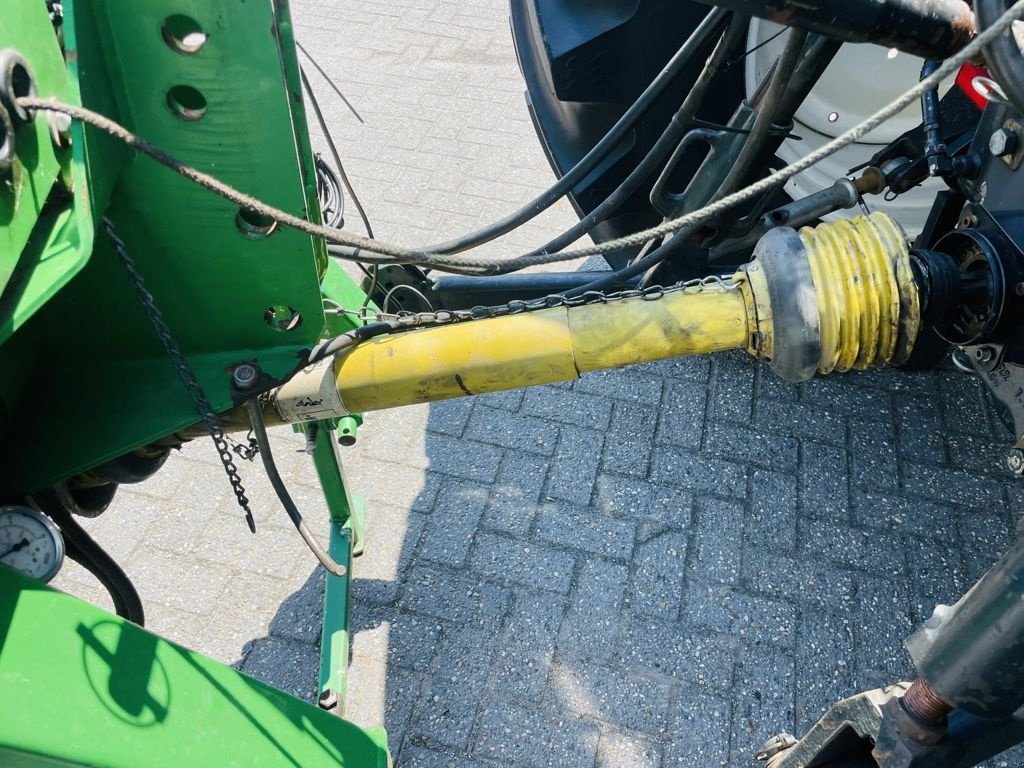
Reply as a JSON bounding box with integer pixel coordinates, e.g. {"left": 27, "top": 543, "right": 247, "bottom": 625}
{"left": 308, "top": 420, "right": 367, "bottom": 717}
{"left": 0, "top": 565, "right": 391, "bottom": 768}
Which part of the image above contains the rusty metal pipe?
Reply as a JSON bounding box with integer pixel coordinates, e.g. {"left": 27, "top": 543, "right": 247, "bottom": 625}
{"left": 691, "top": 0, "right": 975, "bottom": 60}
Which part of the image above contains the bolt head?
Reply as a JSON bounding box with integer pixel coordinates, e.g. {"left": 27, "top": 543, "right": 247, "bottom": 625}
{"left": 1008, "top": 450, "right": 1024, "bottom": 474}
{"left": 318, "top": 690, "right": 339, "bottom": 710}
{"left": 990, "top": 127, "right": 1019, "bottom": 158}
{"left": 232, "top": 364, "right": 258, "bottom": 388}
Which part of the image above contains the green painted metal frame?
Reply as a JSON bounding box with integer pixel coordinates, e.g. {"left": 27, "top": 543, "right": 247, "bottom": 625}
{"left": 0, "top": 564, "right": 391, "bottom": 767}
{"left": 1, "top": 0, "right": 382, "bottom": 760}
{"left": 0, "top": 0, "right": 364, "bottom": 494}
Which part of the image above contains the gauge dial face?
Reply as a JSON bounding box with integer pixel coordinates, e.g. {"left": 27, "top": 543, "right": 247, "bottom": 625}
{"left": 0, "top": 506, "right": 64, "bottom": 582}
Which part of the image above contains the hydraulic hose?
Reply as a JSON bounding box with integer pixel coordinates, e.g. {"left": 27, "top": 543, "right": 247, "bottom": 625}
{"left": 424, "top": 7, "right": 730, "bottom": 255}
{"left": 522, "top": 13, "right": 750, "bottom": 261}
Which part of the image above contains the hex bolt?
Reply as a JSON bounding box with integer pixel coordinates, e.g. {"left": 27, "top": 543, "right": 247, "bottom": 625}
{"left": 317, "top": 690, "right": 339, "bottom": 711}
{"left": 1008, "top": 449, "right": 1024, "bottom": 475}
{"left": 232, "top": 363, "right": 259, "bottom": 389}
{"left": 989, "top": 127, "right": 1019, "bottom": 158}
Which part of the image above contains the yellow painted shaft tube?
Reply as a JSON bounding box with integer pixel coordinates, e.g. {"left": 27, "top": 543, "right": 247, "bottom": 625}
{"left": 269, "top": 213, "right": 921, "bottom": 425}
{"left": 338, "top": 288, "right": 749, "bottom": 413}
{"left": 272, "top": 285, "right": 750, "bottom": 421}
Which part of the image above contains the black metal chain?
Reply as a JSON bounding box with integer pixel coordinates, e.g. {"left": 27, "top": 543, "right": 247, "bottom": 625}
{"left": 102, "top": 218, "right": 257, "bottom": 532}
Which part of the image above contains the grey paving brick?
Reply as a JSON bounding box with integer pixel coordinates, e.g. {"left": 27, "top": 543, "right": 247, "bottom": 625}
{"left": 655, "top": 381, "right": 706, "bottom": 449}
{"left": 703, "top": 421, "right": 798, "bottom": 473}
{"left": 474, "top": 700, "right": 599, "bottom": 768}
{"left": 709, "top": 352, "right": 757, "bottom": 424}
{"left": 754, "top": 400, "right": 846, "bottom": 446}
{"left": 548, "top": 664, "right": 672, "bottom": 734}
{"left": 426, "top": 399, "right": 474, "bottom": 438}
{"left": 741, "top": 547, "right": 856, "bottom": 612}
{"left": 593, "top": 475, "right": 692, "bottom": 529}
{"left": 412, "top": 627, "right": 495, "bottom": 750}
{"left": 756, "top": 364, "right": 800, "bottom": 403}
{"left": 620, "top": 615, "right": 737, "bottom": 691}
{"left": 894, "top": 393, "right": 947, "bottom": 464}
{"left": 684, "top": 583, "right": 797, "bottom": 649}
{"left": 470, "top": 533, "right": 575, "bottom": 594}
{"left": 600, "top": 401, "right": 658, "bottom": 479}
{"left": 482, "top": 451, "right": 549, "bottom": 536}
{"left": 596, "top": 728, "right": 662, "bottom": 768}
{"left": 347, "top": 664, "right": 425, "bottom": 755}
{"left": 910, "top": 536, "right": 969, "bottom": 618}
{"left": 637, "top": 355, "right": 711, "bottom": 384}
{"left": 852, "top": 576, "right": 916, "bottom": 679}
{"left": 947, "top": 432, "right": 1020, "bottom": 476}
{"left": 849, "top": 420, "right": 899, "bottom": 491}
{"left": 630, "top": 530, "right": 688, "bottom": 621}
{"left": 558, "top": 558, "right": 628, "bottom": 664}
{"left": 522, "top": 386, "right": 612, "bottom": 431}
{"left": 576, "top": 368, "right": 664, "bottom": 403}
{"left": 799, "top": 441, "right": 850, "bottom": 522}
{"left": 689, "top": 497, "right": 746, "bottom": 585}
{"left": 663, "top": 690, "right": 731, "bottom": 768}
{"left": 349, "top": 607, "right": 442, "bottom": 673}
{"left": 903, "top": 462, "right": 1005, "bottom": 511}
{"left": 352, "top": 506, "right": 427, "bottom": 607}
{"left": 419, "top": 479, "right": 489, "bottom": 567}
{"left": 649, "top": 448, "right": 748, "bottom": 499}
{"left": 938, "top": 372, "right": 993, "bottom": 437}
{"left": 535, "top": 501, "right": 637, "bottom": 560}
{"left": 958, "top": 510, "right": 1014, "bottom": 582}
{"left": 852, "top": 490, "right": 956, "bottom": 538}
{"left": 747, "top": 469, "right": 798, "bottom": 551}
{"left": 545, "top": 426, "right": 603, "bottom": 505}
{"left": 401, "top": 565, "right": 508, "bottom": 627}
{"left": 465, "top": 406, "right": 557, "bottom": 456}
{"left": 799, "top": 520, "right": 908, "bottom": 579}
{"left": 400, "top": 746, "right": 491, "bottom": 768}
{"left": 731, "top": 646, "right": 795, "bottom": 764}
{"left": 477, "top": 388, "right": 525, "bottom": 412}
{"left": 240, "top": 636, "right": 319, "bottom": 703}
{"left": 489, "top": 590, "right": 565, "bottom": 700}
{"left": 801, "top": 376, "right": 893, "bottom": 420}
{"left": 425, "top": 435, "right": 504, "bottom": 483}
{"left": 795, "top": 610, "right": 857, "bottom": 735}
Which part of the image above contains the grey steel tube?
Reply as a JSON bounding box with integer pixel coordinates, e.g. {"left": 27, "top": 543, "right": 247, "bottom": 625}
{"left": 909, "top": 533, "right": 1024, "bottom": 719}
{"left": 692, "top": 0, "right": 975, "bottom": 60}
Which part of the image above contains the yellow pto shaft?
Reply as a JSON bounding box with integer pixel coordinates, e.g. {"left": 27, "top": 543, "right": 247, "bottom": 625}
{"left": 270, "top": 212, "right": 921, "bottom": 423}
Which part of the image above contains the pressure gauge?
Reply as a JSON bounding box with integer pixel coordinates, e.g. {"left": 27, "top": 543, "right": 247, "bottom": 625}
{"left": 0, "top": 506, "right": 64, "bottom": 582}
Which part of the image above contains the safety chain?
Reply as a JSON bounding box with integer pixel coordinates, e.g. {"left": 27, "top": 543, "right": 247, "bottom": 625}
{"left": 102, "top": 218, "right": 257, "bottom": 533}
{"left": 369, "top": 274, "right": 743, "bottom": 329}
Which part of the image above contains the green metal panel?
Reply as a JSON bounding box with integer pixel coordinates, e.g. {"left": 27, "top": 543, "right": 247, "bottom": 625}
{"left": 0, "top": 0, "right": 94, "bottom": 345}
{"left": 0, "top": 0, "right": 370, "bottom": 493}
{"left": 0, "top": 564, "right": 391, "bottom": 768}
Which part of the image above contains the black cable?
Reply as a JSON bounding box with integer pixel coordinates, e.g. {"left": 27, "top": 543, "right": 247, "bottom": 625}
{"left": 315, "top": 153, "right": 345, "bottom": 228}
{"left": 424, "top": 7, "right": 731, "bottom": 255}
{"left": 296, "top": 40, "right": 365, "bottom": 125}
{"left": 299, "top": 65, "right": 374, "bottom": 239}
{"left": 715, "top": 27, "right": 808, "bottom": 199}
{"left": 245, "top": 399, "right": 346, "bottom": 577}
{"left": 523, "top": 13, "right": 749, "bottom": 262}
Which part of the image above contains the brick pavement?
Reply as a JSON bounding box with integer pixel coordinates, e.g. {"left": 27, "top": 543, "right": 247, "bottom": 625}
{"left": 51, "top": 1, "right": 1024, "bottom": 766}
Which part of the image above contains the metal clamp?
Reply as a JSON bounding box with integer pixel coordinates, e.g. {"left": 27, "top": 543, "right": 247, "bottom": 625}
{"left": 755, "top": 733, "right": 797, "bottom": 762}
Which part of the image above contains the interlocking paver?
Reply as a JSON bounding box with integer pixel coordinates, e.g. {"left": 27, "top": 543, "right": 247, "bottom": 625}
{"left": 47, "top": 2, "right": 1024, "bottom": 766}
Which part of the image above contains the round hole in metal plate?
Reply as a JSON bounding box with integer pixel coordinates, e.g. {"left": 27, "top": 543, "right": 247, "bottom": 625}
{"left": 236, "top": 208, "right": 278, "bottom": 239}
{"left": 166, "top": 84, "right": 207, "bottom": 120}
{"left": 162, "top": 15, "right": 207, "bottom": 54}
{"left": 264, "top": 305, "right": 303, "bottom": 332}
